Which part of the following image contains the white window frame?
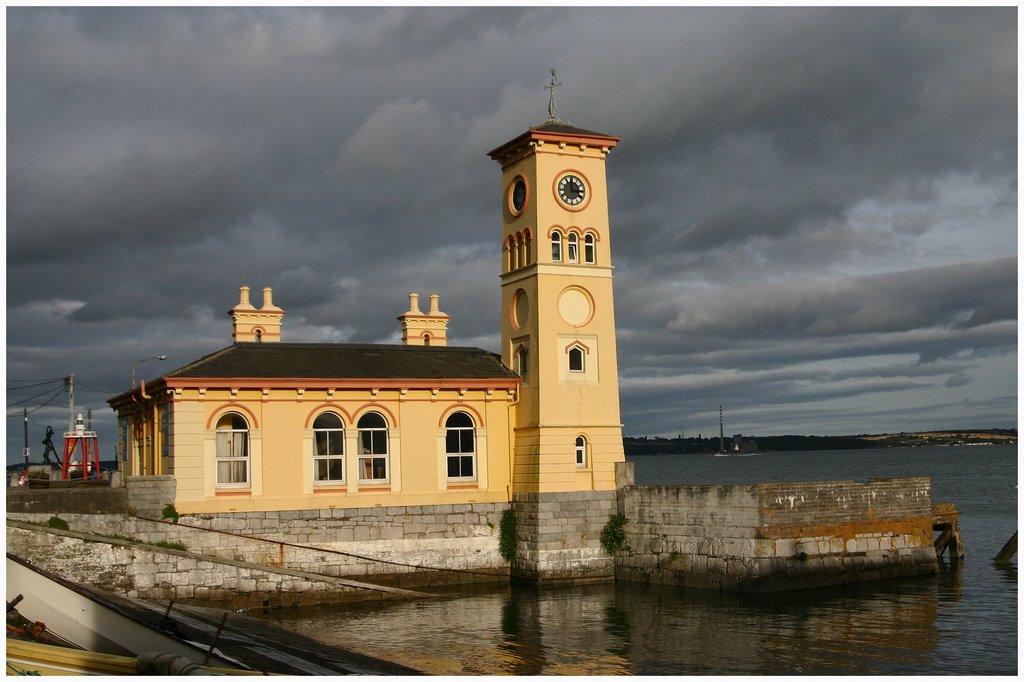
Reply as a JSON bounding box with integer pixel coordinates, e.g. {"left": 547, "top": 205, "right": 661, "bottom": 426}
{"left": 575, "top": 436, "right": 587, "bottom": 468}
{"left": 567, "top": 232, "right": 579, "bottom": 263}
{"left": 357, "top": 412, "right": 390, "bottom": 484}
{"left": 215, "top": 412, "right": 250, "bottom": 488}
{"left": 568, "top": 345, "right": 586, "bottom": 373}
{"left": 514, "top": 344, "right": 529, "bottom": 382}
{"left": 551, "top": 232, "right": 562, "bottom": 262}
{"left": 584, "top": 234, "right": 596, "bottom": 264}
{"left": 313, "top": 412, "right": 346, "bottom": 485}
{"left": 445, "top": 412, "right": 477, "bottom": 482}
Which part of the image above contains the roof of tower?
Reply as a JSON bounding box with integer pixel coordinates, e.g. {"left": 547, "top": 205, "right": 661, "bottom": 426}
{"left": 530, "top": 121, "right": 614, "bottom": 137}
{"left": 487, "top": 122, "right": 620, "bottom": 161}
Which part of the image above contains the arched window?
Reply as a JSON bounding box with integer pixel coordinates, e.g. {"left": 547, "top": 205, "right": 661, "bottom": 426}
{"left": 445, "top": 411, "right": 476, "bottom": 481}
{"left": 524, "top": 232, "right": 532, "bottom": 265}
{"left": 216, "top": 412, "right": 249, "bottom": 486}
{"left": 505, "top": 239, "right": 513, "bottom": 272}
{"left": 357, "top": 412, "right": 389, "bottom": 483}
{"left": 567, "top": 232, "right": 579, "bottom": 263}
{"left": 313, "top": 412, "right": 345, "bottom": 483}
{"left": 551, "top": 232, "right": 562, "bottom": 262}
{"left": 254, "top": 329, "right": 263, "bottom": 343}
{"left": 584, "top": 234, "right": 596, "bottom": 264}
{"left": 575, "top": 436, "right": 587, "bottom": 468}
{"left": 568, "top": 345, "right": 585, "bottom": 373}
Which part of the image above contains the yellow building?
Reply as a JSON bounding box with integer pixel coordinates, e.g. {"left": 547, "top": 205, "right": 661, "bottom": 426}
{"left": 110, "top": 113, "right": 627, "bottom": 579}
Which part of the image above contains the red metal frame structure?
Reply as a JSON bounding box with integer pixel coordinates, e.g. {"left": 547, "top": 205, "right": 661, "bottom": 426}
{"left": 62, "top": 430, "right": 100, "bottom": 480}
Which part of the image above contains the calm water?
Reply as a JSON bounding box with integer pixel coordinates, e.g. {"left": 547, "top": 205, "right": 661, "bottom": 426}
{"left": 258, "top": 446, "right": 1017, "bottom": 675}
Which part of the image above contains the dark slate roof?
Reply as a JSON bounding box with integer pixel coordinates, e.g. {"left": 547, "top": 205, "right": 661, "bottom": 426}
{"left": 488, "top": 122, "right": 620, "bottom": 160}
{"left": 164, "top": 343, "right": 519, "bottom": 381}
{"left": 531, "top": 121, "right": 614, "bottom": 138}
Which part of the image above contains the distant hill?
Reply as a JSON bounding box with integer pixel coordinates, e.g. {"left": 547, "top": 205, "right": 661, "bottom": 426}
{"left": 624, "top": 429, "right": 1016, "bottom": 455}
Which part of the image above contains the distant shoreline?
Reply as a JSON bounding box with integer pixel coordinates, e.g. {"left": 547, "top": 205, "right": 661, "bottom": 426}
{"left": 624, "top": 429, "right": 1016, "bottom": 456}
{"left": 8, "top": 429, "right": 1016, "bottom": 468}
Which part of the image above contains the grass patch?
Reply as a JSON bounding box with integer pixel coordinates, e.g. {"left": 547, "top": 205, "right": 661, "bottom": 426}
{"left": 46, "top": 516, "right": 69, "bottom": 531}
{"left": 154, "top": 540, "right": 187, "bottom": 552}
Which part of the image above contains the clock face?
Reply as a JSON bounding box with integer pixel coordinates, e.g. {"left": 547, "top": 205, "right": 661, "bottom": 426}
{"left": 511, "top": 178, "right": 527, "bottom": 213}
{"left": 557, "top": 174, "right": 586, "bottom": 207}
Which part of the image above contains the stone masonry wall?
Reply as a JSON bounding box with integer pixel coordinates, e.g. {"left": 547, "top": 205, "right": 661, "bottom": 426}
{"left": 6, "top": 476, "right": 174, "bottom": 518}
{"left": 9, "top": 501, "right": 511, "bottom": 583}
{"left": 125, "top": 475, "right": 176, "bottom": 517}
{"left": 512, "top": 490, "right": 618, "bottom": 581}
{"left": 7, "top": 485, "right": 129, "bottom": 515}
{"left": 6, "top": 524, "right": 400, "bottom": 610}
{"left": 617, "top": 477, "right": 936, "bottom": 592}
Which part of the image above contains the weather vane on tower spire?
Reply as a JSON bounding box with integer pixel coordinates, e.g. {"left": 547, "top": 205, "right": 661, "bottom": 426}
{"left": 545, "top": 69, "right": 563, "bottom": 123}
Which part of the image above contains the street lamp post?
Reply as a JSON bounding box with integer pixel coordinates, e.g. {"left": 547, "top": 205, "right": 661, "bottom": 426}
{"left": 131, "top": 355, "right": 168, "bottom": 389}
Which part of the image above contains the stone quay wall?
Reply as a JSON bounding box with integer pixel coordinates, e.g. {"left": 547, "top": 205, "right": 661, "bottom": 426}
{"left": 9, "top": 501, "right": 510, "bottom": 585}
{"left": 511, "top": 490, "right": 618, "bottom": 582}
{"left": 6, "top": 523, "right": 409, "bottom": 610}
{"left": 616, "top": 476, "right": 937, "bottom": 592}
{"left": 6, "top": 475, "right": 174, "bottom": 518}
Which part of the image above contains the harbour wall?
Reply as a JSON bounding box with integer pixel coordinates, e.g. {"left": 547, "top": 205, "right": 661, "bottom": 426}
{"left": 7, "top": 502, "right": 509, "bottom": 587}
{"left": 511, "top": 491, "right": 618, "bottom": 581}
{"left": 615, "top": 473, "right": 937, "bottom": 591}
{"left": 5, "top": 521, "right": 431, "bottom": 609}
{"left": 8, "top": 468, "right": 941, "bottom": 592}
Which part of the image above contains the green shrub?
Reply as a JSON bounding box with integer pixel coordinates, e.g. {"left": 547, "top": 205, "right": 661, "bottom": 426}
{"left": 46, "top": 516, "right": 69, "bottom": 531}
{"left": 600, "top": 514, "right": 629, "bottom": 556}
{"left": 161, "top": 504, "right": 180, "bottom": 523}
{"left": 498, "top": 508, "right": 518, "bottom": 563}
{"left": 154, "top": 540, "right": 187, "bottom": 552}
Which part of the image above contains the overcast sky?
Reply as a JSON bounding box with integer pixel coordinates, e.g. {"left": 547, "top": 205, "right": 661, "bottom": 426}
{"left": 6, "top": 6, "right": 1017, "bottom": 463}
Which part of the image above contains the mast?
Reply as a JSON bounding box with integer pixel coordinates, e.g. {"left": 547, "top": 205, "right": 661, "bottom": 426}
{"left": 719, "top": 405, "right": 725, "bottom": 453}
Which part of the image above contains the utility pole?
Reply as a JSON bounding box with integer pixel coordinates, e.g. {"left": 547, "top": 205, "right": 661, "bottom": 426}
{"left": 23, "top": 407, "right": 29, "bottom": 469}
{"left": 66, "top": 374, "right": 75, "bottom": 434}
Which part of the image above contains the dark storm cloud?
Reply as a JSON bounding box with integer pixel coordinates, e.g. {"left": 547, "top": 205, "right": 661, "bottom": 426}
{"left": 667, "top": 257, "right": 1016, "bottom": 339}
{"left": 6, "top": 6, "right": 1016, "bottom": 459}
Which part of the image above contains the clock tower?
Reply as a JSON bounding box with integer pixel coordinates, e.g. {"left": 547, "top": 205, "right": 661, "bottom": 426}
{"left": 488, "top": 81, "right": 626, "bottom": 579}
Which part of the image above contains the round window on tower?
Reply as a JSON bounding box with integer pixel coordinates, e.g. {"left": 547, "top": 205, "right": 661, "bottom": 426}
{"left": 557, "top": 286, "right": 594, "bottom": 327}
{"left": 509, "top": 177, "right": 528, "bottom": 216}
{"left": 511, "top": 289, "right": 530, "bottom": 330}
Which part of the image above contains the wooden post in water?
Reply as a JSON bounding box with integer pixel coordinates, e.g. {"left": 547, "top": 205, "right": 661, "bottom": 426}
{"left": 994, "top": 531, "right": 1017, "bottom": 565}
{"left": 932, "top": 503, "right": 964, "bottom": 561}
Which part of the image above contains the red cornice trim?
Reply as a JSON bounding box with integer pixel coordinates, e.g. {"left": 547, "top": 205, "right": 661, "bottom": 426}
{"left": 163, "top": 377, "right": 518, "bottom": 390}
{"left": 488, "top": 128, "right": 620, "bottom": 160}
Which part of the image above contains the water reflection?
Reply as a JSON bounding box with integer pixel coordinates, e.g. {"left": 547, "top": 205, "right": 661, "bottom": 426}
{"left": 253, "top": 447, "right": 1015, "bottom": 675}
{"left": 257, "top": 575, "right": 977, "bottom": 675}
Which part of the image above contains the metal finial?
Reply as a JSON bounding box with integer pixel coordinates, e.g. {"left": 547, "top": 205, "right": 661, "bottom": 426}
{"left": 545, "top": 69, "right": 563, "bottom": 123}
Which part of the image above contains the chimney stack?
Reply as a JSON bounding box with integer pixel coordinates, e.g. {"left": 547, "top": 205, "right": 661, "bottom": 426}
{"left": 398, "top": 292, "right": 449, "bottom": 346}
{"left": 230, "top": 285, "right": 285, "bottom": 343}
